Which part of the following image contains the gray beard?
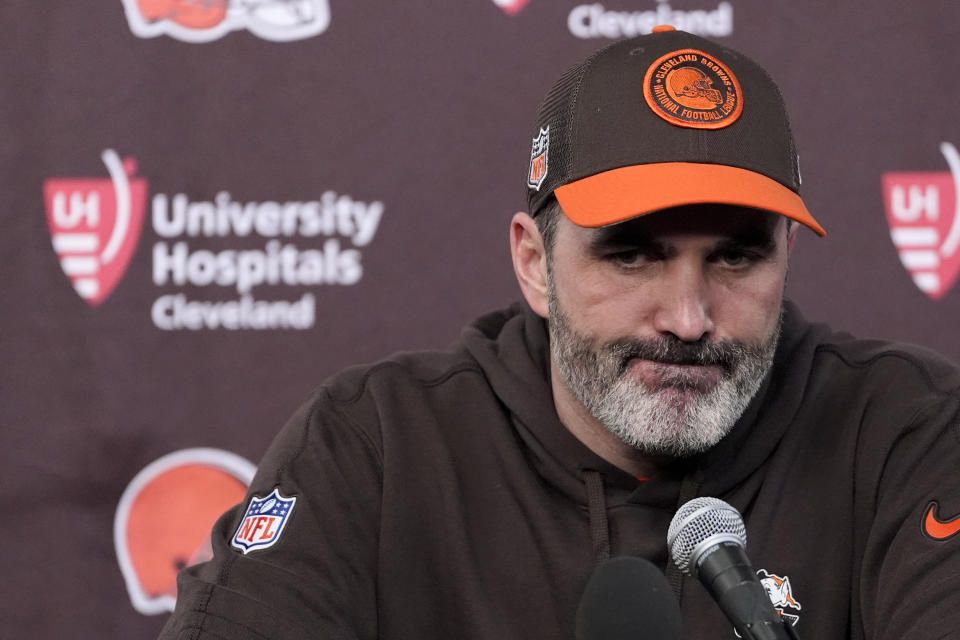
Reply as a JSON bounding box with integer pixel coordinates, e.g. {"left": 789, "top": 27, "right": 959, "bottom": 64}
{"left": 548, "top": 284, "right": 779, "bottom": 457}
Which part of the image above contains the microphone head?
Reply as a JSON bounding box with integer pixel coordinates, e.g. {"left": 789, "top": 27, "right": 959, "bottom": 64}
{"left": 667, "top": 497, "right": 746, "bottom": 575}
{"left": 575, "top": 556, "right": 682, "bottom": 640}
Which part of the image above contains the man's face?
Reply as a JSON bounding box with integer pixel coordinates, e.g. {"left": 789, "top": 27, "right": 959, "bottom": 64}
{"left": 545, "top": 204, "right": 791, "bottom": 457}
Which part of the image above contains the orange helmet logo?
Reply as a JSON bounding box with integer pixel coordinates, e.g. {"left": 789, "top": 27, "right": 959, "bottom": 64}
{"left": 121, "top": 0, "right": 332, "bottom": 43}
{"left": 643, "top": 48, "right": 743, "bottom": 130}
{"left": 666, "top": 67, "right": 724, "bottom": 109}
{"left": 133, "top": 0, "right": 229, "bottom": 29}
{"left": 114, "top": 448, "right": 255, "bottom": 615}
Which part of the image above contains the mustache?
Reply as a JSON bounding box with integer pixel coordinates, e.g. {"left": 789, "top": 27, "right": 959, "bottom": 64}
{"left": 606, "top": 337, "right": 752, "bottom": 374}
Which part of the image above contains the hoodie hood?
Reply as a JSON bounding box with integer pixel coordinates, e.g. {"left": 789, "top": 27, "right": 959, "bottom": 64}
{"left": 461, "top": 298, "right": 833, "bottom": 516}
{"left": 691, "top": 301, "right": 835, "bottom": 499}
{"left": 466, "top": 297, "right": 840, "bottom": 611}
{"left": 462, "top": 302, "right": 644, "bottom": 499}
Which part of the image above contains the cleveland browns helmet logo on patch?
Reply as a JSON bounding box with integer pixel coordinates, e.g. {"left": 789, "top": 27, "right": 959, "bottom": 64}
{"left": 643, "top": 49, "right": 743, "bottom": 129}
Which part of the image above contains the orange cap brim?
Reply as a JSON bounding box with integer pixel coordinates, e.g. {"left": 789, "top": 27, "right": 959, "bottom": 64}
{"left": 554, "top": 162, "right": 826, "bottom": 236}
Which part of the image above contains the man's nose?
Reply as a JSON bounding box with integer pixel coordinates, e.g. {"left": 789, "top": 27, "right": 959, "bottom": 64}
{"left": 651, "top": 264, "right": 715, "bottom": 342}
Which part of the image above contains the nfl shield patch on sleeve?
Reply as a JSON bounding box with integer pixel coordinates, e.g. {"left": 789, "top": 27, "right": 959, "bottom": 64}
{"left": 231, "top": 488, "right": 297, "bottom": 554}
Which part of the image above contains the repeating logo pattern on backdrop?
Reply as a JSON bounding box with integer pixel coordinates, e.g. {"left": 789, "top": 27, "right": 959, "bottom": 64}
{"left": 883, "top": 142, "right": 960, "bottom": 300}
{"left": 121, "top": 0, "right": 331, "bottom": 42}
{"left": 114, "top": 448, "right": 256, "bottom": 615}
{"left": 43, "top": 148, "right": 385, "bottom": 329}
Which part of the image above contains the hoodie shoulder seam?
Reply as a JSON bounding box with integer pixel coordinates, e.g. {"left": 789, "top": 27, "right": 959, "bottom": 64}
{"left": 814, "top": 343, "right": 960, "bottom": 397}
{"left": 332, "top": 360, "right": 485, "bottom": 406}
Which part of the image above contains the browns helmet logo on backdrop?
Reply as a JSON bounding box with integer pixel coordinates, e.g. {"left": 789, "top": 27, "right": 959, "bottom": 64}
{"left": 121, "top": 0, "right": 331, "bottom": 42}
{"left": 883, "top": 142, "right": 960, "bottom": 300}
{"left": 114, "top": 448, "right": 256, "bottom": 615}
{"left": 43, "top": 150, "right": 148, "bottom": 307}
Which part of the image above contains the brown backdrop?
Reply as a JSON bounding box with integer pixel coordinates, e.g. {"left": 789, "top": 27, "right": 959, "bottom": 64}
{"left": 2, "top": 1, "right": 959, "bottom": 637}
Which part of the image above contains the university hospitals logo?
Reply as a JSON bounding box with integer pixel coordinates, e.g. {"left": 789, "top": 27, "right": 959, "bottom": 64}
{"left": 883, "top": 142, "right": 960, "bottom": 300}
{"left": 43, "top": 150, "right": 148, "bottom": 307}
{"left": 43, "top": 147, "right": 385, "bottom": 330}
{"left": 121, "top": 0, "right": 330, "bottom": 42}
{"left": 114, "top": 448, "right": 256, "bottom": 614}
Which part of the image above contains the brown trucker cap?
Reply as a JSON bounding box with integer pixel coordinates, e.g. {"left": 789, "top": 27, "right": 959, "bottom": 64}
{"left": 525, "top": 26, "right": 826, "bottom": 236}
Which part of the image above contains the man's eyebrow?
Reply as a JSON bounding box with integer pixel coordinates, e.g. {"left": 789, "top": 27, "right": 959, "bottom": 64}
{"left": 587, "top": 221, "right": 778, "bottom": 252}
{"left": 587, "top": 227, "right": 658, "bottom": 252}
{"left": 721, "top": 225, "right": 779, "bottom": 251}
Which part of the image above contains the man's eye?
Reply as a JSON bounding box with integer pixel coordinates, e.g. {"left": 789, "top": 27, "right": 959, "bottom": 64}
{"left": 717, "top": 250, "right": 756, "bottom": 267}
{"left": 609, "top": 249, "right": 645, "bottom": 266}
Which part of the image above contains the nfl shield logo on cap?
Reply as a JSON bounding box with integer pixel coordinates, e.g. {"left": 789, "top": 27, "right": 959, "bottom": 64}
{"left": 528, "top": 126, "right": 550, "bottom": 190}
{"left": 231, "top": 488, "right": 297, "bottom": 554}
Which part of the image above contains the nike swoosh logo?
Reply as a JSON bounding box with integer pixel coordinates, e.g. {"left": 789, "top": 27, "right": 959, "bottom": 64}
{"left": 923, "top": 502, "right": 960, "bottom": 540}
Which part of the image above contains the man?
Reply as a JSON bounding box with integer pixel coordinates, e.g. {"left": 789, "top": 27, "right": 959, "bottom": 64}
{"left": 160, "top": 27, "right": 960, "bottom": 639}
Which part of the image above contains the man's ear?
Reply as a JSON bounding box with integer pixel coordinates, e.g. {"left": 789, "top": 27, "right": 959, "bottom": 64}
{"left": 510, "top": 211, "right": 550, "bottom": 318}
{"left": 787, "top": 219, "right": 800, "bottom": 254}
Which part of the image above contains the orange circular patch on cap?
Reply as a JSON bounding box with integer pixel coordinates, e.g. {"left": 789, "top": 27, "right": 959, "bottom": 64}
{"left": 643, "top": 48, "right": 743, "bottom": 130}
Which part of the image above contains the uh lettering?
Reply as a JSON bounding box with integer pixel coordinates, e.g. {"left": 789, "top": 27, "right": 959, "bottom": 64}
{"left": 891, "top": 184, "right": 939, "bottom": 223}
{"left": 53, "top": 190, "right": 101, "bottom": 230}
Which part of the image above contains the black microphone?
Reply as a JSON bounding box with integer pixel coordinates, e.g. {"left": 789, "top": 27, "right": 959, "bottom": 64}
{"left": 667, "top": 497, "right": 799, "bottom": 640}
{"left": 575, "top": 556, "right": 682, "bottom": 640}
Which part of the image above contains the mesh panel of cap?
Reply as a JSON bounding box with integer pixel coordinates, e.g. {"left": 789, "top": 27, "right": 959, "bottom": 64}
{"left": 666, "top": 497, "right": 747, "bottom": 573}
{"left": 526, "top": 61, "right": 583, "bottom": 216}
